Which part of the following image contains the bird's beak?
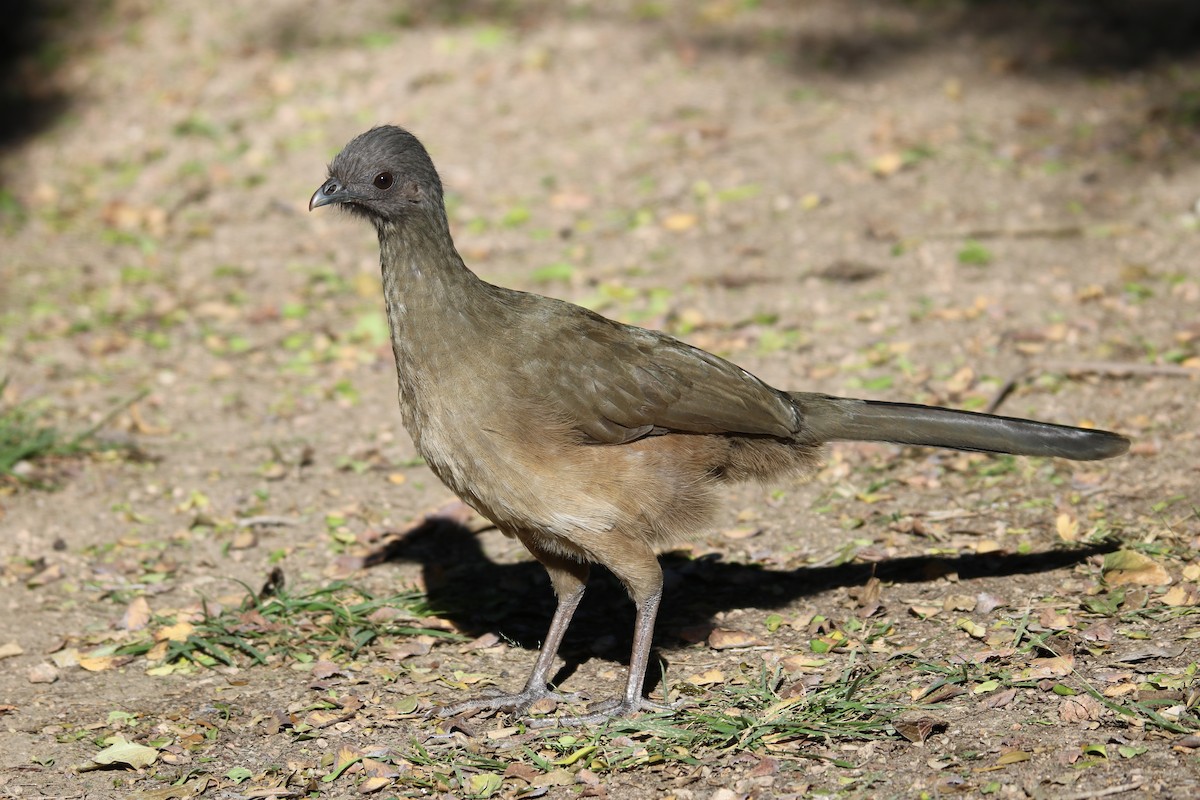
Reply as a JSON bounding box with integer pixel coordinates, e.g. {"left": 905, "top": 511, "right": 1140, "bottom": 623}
{"left": 309, "top": 178, "right": 347, "bottom": 211}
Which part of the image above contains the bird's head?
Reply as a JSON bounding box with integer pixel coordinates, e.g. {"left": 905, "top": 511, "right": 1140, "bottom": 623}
{"left": 309, "top": 126, "right": 446, "bottom": 229}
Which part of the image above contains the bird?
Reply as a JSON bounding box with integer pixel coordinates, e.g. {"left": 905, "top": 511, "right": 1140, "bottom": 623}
{"left": 309, "top": 125, "right": 1129, "bottom": 725}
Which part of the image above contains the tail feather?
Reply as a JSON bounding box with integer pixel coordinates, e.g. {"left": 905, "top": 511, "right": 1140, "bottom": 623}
{"left": 790, "top": 393, "right": 1129, "bottom": 461}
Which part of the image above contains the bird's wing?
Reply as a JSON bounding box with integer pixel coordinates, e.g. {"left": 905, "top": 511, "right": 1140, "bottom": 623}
{"left": 518, "top": 304, "right": 801, "bottom": 444}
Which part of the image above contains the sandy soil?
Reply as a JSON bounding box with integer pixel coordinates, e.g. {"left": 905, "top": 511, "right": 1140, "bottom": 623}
{"left": 2, "top": 2, "right": 1199, "bottom": 798}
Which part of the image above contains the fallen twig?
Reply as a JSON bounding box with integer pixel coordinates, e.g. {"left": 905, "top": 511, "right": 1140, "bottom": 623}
{"left": 986, "top": 360, "right": 1197, "bottom": 414}
{"left": 235, "top": 515, "right": 302, "bottom": 528}
{"left": 1052, "top": 778, "right": 1146, "bottom": 800}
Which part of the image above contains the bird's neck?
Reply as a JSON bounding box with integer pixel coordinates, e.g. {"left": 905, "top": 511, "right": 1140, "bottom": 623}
{"left": 376, "top": 213, "right": 494, "bottom": 393}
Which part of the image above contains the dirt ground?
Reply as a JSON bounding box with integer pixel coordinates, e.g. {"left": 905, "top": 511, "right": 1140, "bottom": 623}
{"left": 2, "top": 2, "right": 1199, "bottom": 798}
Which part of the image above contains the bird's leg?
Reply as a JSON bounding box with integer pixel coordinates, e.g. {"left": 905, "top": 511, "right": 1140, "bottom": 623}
{"left": 438, "top": 541, "right": 589, "bottom": 718}
{"left": 530, "top": 538, "right": 673, "bottom": 727}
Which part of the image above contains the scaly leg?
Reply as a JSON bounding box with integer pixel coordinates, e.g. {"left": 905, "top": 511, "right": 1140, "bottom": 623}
{"left": 530, "top": 536, "right": 673, "bottom": 727}
{"left": 439, "top": 535, "right": 589, "bottom": 718}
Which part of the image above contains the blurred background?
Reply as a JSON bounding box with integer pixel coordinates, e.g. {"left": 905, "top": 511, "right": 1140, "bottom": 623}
{"left": 1, "top": 0, "right": 1198, "bottom": 793}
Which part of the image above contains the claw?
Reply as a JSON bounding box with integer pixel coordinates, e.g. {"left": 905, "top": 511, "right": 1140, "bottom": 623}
{"left": 436, "top": 686, "right": 575, "bottom": 720}
{"left": 526, "top": 696, "right": 675, "bottom": 728}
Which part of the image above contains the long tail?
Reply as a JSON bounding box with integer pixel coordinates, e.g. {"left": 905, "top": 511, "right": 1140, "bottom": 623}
{"left": 790, "top": 393, "right": 1129, "bottom": 461}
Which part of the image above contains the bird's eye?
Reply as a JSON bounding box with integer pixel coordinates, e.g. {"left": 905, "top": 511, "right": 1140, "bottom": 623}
{"left": 373, "top": 171, "right": 394, "bottom": 190}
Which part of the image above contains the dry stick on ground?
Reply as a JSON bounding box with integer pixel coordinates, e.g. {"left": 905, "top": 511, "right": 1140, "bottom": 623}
{"left": 1054, "top": 778, "right": 1147, "bottom": 800}
{"left": 986, "top": 361, "right": 1199, "bottom": 415}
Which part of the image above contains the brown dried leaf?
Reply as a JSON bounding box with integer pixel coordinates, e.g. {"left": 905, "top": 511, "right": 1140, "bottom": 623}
{"left": 1056, "top": 513, "right": 1079, "bottom": 543}
{"left": 121, "top": 597, "right": 152, "bottom": 631}
{"left": 311, "top": 661, "right": 347, "bottom": 680}
{"left": 155, "top": 622, "right": 195, "bottom": 642}
{"left": 662, "top": 212, "right": 698, "bottom": 232}
{"left": 686, "top": 669, "right": 726, "bottom": 686}
{"left": 504, "top": 762, "right": 540, "bottom": 782}
{"left": 921, "top": 684, "right": 966, "bottom": 704}
{"left": 1161, "top": 585, "right": 1195, "bottom": 607}
{"left": 720, "top": 526, "right": 761, "bottom": 540}
{"left": 748, "top": 756, "right": 780, "bottom": 778}
{"left": 357, "top": 776, "right": 393, "bottom": 794}
{"left": 78, "top": 655, "right": 122, "bottom": 672}
{"left": 1111, "top": 643, "right": 1185, "bottom": 663}
{"left": 532, "top": 769, "right": 575, "bottom": 787}
{"left": 894, "top": 717, "right": 945, "bottom": 743}
{"left": 1021, "top": 655, "right": 1075, "bottom": 681}
{"left": 304, "top": 709, "right": 353, "bottom": 728}
{"left": 994, "top": 750, "right": 1031, "bottom": 766}
{"left": 871, "top": 151, "right": 905, "bottom": 176}
{"left": 385, "top": 641, "right": 431, "bottom": 661}
{"left": 1103, "top": 550, "right": 1172, "bottom": 587}
{"left": 26, "top": 563, "right": 64, "bottom": 588}
{"left": 942, "top": 594, "right": 977, "bottom": 612}
{"left": 1059, "top": 693, "right": 1103, "bottom": 723}
{"left": 980, "top": 687, "right": 1017, "bottom": 709}
{"left": 851, "top": 576, "right": 884, "bottom": 618}
{"left": 708, "top": 628, "right": 759, "bottom": 650}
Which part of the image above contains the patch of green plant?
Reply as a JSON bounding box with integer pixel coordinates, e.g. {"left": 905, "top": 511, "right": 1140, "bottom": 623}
{"left": 121, "top": 580, "right": 455, "bottom": 669}
{"left": 956, "top": 240, "right": 993, "bottom": 266}
{"left": 0, "top": 379, "right": 145, "bottom": 486}
{"left": 588, "top": 664, "right": 901, "bottom": 757}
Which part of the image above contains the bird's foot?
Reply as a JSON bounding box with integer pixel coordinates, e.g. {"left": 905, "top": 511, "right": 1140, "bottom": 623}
{"left": 526, "top": 696, "right": 675, "bottom": 728}
{"left": 435, "top": 686, "right": 576, "bottom": 720}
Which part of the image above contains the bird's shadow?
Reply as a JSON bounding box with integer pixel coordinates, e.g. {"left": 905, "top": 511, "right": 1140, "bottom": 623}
{"left": 367, "top": 514, "right": 1115, "bottom": 695}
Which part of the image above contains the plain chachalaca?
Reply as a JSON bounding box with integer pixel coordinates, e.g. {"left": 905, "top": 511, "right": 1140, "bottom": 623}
{"left": 309, "top": 126, "right": 1129, "bottom": 725}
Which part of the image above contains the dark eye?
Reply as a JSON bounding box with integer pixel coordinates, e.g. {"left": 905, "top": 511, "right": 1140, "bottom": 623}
{"left": 373, "top": 171, "right": 394, "bottom": 190}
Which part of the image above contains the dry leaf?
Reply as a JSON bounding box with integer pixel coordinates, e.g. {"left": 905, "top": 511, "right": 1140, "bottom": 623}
{"left": 311, "top": 660, "right": 347, "bottom": 680}
{"left": 1161, "top": 585, "right": 1194, "bottom": 606}
{"left": 1056, "top": 513, "right": 1079, "bottom": 543}
{"left": 956, "top": 618, "right": 986, "bottom": 638}
{"left": 910, "top": 604, "right": 941, "bottom": 619}
{"left": 1111, "top": 643, "right": 1184, "bottom": 663}
{"left": 686, "top": 669, "right": 726, "bottom": 686}
{"left": 720, "top": 527, "right": 760, "bottom": 540}
{"left": 708, "top": 628, "right": 759, "bottom": 649}
{"left": 358, "top": 776, "right": 394, "bottom": 794}
{"left": 980, "top": 688, "right": 1017, "bottom": 709}
{"left": 1103, "top": 550, "right": 1172, "bottom": 587}
{"left": 779, "top": 654, "right": 824, "bottom": 672}
{"left": 121, "top": 597, "right": 152, "bottom": 631}
{"left": 230, "top": 530, "right": 257, "bottom": 550}
{"left": 975, "top": 592, "right": 1004, "bottom": 614}
{"left": 994, "top": 750, "right": 1031, "bottom": 766}
{"left": 0, "top": 642, "right": 24, "bottom": 659}
{"left": 662, "top": 212, "right": 698, "bottom": 232}
{"left": 851, "top": 576, "right": 884, "bottom": 617}
{"left": 504, "top": 762, "right": 540, "bottom": 782}
{"left": 385, "top": 641, "right": 431, "bottom": 661}
{"left": 870, "top": 151, "right": 905, "bottom": 176}
{"left": 77, "top": 737, "right": 159, "bottom": 771}
{"left": 942, "top": 594, "right": 977, "bottom": 612}
{"left": 1059, "top": 693, "right": 1103, "bottom": 723}
{"left": 894, "top": 717, "right": 945, "bottom": 743}
{"left": 304, "top": 709, "right": 351, "bottom": 728}
{"left": 155, "top": 622, "right": 195, "bottom": 642}
{"left": 78, "top": 655, "right": 120, "bottom": 672}
{"left": 26, "top": 563, "right": 64, "bottom": 587}
{"left": 528, "top": 696, "right": 558, "bottom": 715}
{"left": 531, "top": 769, "right": 574, "bottom": 787}
{"left": 1021, "top": 655, "right": 1075, "bottom": 680}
